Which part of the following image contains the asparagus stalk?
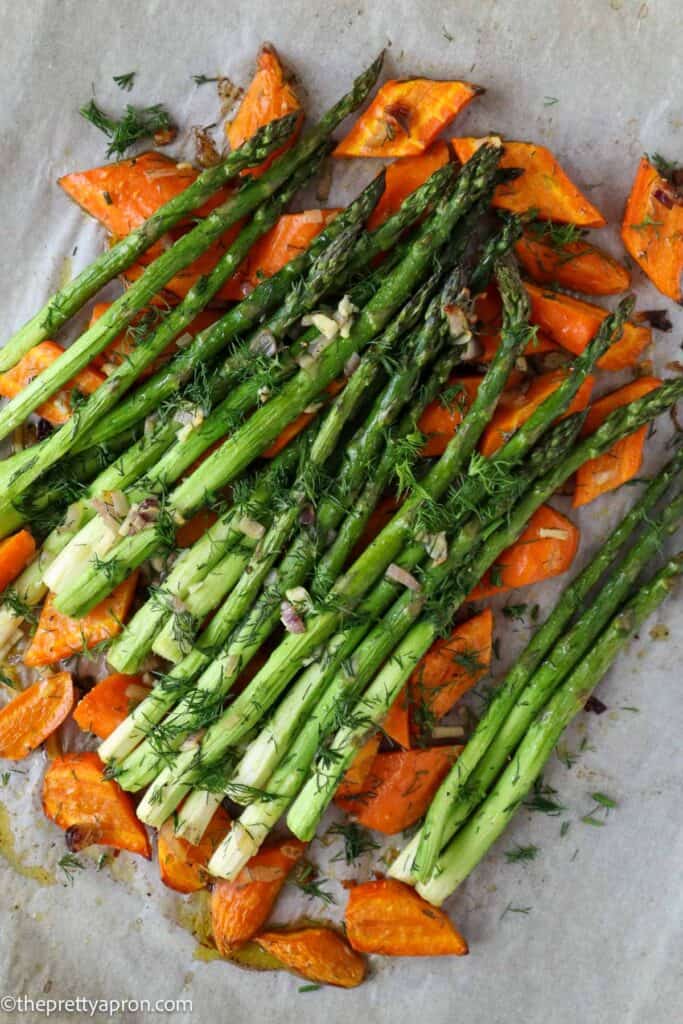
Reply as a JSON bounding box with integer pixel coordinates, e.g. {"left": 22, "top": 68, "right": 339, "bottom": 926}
{"left": 0, "top": 153, "right": 327, "bottom": 512}
{"left": 0, "top": 114, "right": 299, "bottom": 373}
{"left": 78, "top": 161, "right": 455, "bottom": 451}
{"left": 54, "top": 143, "right": 503, "bottom": 619}
{"left": 0, "top": 58, "right": 386, "bottom": 433}
{"left": 391, "top": 449, "right": 683, "bottom": 883}
{"left": 284, "top": 380, "right": 683, "bottom": 840}
{"left": 418, "top": 557, "right": 682, "bottom": 906}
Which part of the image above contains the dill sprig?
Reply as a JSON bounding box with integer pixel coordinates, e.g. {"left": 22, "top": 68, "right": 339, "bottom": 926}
{"left": 113, "top": 71, "right": 136, "bottom": 92}
{"left": 505, "top": 844, "right": 539, "bottom": 863}
{"left": 80, "top": 98, "right": 176, "bottom": 157}
{"left": 328, "top": 821, "right": 380, "bottom": 864}
{"left": 58, "top": 853, "right": 85, "bottom": 885}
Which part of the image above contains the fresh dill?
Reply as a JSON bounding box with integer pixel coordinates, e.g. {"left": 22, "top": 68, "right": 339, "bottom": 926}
{"left": 505, "top": 844, "right": 539, "bottom": 863}
{"left": 328, "top": 822, "right": 380, "bottom": 864}
{"left": 292, "top": 861, "right": 337, "bottom": 905}
{"left": 58, "top": 853, "right": 85, "bottom": 885}
{"left": 503, "top": 603, "right": 529, "bottom": 622}
{"left": 80, "top": 98, "right": 175, "bottom": 157}
{"left": 524, "top": 777, "right": 565, "bottom": 816}
{"left": 192, "top": 74, "right": 221, "bottom": 86}
{"left": 581, "top": 792, "right": 617, "bottom": 827}
{"left": 113, "top": 71, "right": 136, "bottom": 92}
{"left": 500, "top": 902, "right": 532, "bottom": 919}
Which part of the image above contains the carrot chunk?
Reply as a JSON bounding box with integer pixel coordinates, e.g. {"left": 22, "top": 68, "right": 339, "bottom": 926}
{"left": 73, "top": 673, "right": 150, "bottom": 740}
{"left": 524, "top": 282, "right": 652, "bottom": 372}
{"left": 345, "top": 878, "right": 468, "bottom": 956}
{"left": 381, "top": 689, "right": 411, "bottom": 748}
{"left": 42, "top": 751, "right": 151, "bottom": 858}
{"left": 479, "top": 370, "right": 595, "bottom": 457}
{"left": 515, "top": 229, "right": 630, "bottom": 296}
{"left": 621, "top": 156, "right": 683, "bottom": 302}
{"left": 452, "top": 137, "right": 606, "bottom": 226}
{"left": 478, "top": 328, "right": 559, "bottom": 364}
{"left": 411, "top": 608, "right": 493, "bottom": 721}
{"left": 0, "top": 530, "right": 36, "bottom": 593}
{"left": 336, "top": 79, "right": 480, "bottom": 159}
{"left": 24, "top": 573, "right": 139, "bottom": 667}
{"left": 211, "top": 838, "right": 307, "bottom": 953}
{"left": 336, "top": 734, "right": 382, "bottom": 799}
{"left": 0, "top": 341, "right": 105, "bottom": 425}
{"left": 158, "top": 806, "right": 232, "bottom": 893}
{"left": 176, "top": 509, "right": 219, "bottom": 549}
{"left": 574, "top": 377, "right": 662, "bottom": 507}
{"left": 418, "top": 376, "right": 483, "bottom": 456}
{"left": 335, "top": 746, "right": 461, "bottom": 834}
{"left": 255, "top": 927, "right": 366, "bottom": 988}
{"left": 227, "top": 44, "right": 303, "bottom": 176}
{"left": 470, "top": 505, "right": 579, "bottom": 600}
{"left": 58, "top": 152, "right": 217, "bottom": 237}
{"left": 367, "top": 142, "right": 451, "bottom": 229}
{"left": 0, "top": 672, "right": 74, "bottom": 760}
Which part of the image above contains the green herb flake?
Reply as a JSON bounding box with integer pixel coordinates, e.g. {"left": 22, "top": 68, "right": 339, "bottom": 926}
{"left": 505, "top": 844, "right": 539, "bottom": 863}
{"left": 58, "top": 853, "right": 85, "bottom": 885}
{"left": 113, "top": 72, "right": 136, "bottom": 92}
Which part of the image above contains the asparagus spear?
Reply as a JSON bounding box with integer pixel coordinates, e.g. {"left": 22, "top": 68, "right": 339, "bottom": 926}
{"left": 390, "top": 449, "right": 683, "bottom": 883}
{"left": 0, "top": 114, "right": 299, "bottom": 373}
{"left": 0, "top": 152, "right": 328, "bottom": 512}
{"left": 0, "top": 57, "right": 385, "bottom": 430}
{"left": 53, "top": 143, "right": 503, "bottom": 619}
{"left": 418, "top": 556, "right": 682, "bottom": 906}
{"left": 283, "top": 381, "right": 683, "bottom": 840}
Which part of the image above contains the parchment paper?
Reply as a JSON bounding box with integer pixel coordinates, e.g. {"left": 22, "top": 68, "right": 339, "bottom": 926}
{"left": 0, "top": 2, "right": 681, "bottom": 1022}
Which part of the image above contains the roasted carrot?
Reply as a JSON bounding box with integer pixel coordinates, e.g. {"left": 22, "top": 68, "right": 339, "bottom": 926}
{"left": 418, "top": 376, "right": 483, "bottom": 456}
{"left": 335, "top": 79, "right": 480, "bottom": 159}
{"left": 515, "top": 229, "right": 630, "bottom": 296}
{"left": 479, "top": 370, "right": 595, "bottom": 457}
{"left": 478, "top": 327, "right": 560, "bottom": 364}
{"left": 0, "top": 672, "right": 74, "bottom": 760}
{"left": 410, "top": 608, "right": 493, "bottom": 721}
{"left": 336, "top": 734, "right": 382, "bottom": 799}
{"left": 524, "top": 282, "right": 652, "bottom": 372}
{"left": 452, "top": 137, "right": 606, "bottom": 226}
{"left": 58, "top": 152, "right": 221, "bottom": 238}
{"left": 73, "top": 673, "right": 151, "bottom": 740}
{"left": 176, "top": 509, "right": 219, "bottom": 549}
{"left": 42, "top": 751, "right": 151, "bottom": 858}
{"left": 381, "top": 689, "right": 411, "bottom": 748}
{"left": 345, "top": 878, "right": 468, "bottom": 957}
{"left": 621, "top": 156, "right": 683, "bottom": 302}
{"left": 227, "top": 44, "right": 303, "bottom": 176}
{"left": 0, "top": 530, "right": 36, "bottom": 593}
{"left": 574, "top": 377, "right": 662, "bottom": 507}
{"left": 24, "top": 573, "right": 139, "bottom": 667}
{"left": 211, "top": 838, "right": 307, "bottom": 953}
{"left": 335, "top": 746, "right": 461, "bottom": 834}
{"left": 262, "top": 379, "right": 345, "bottom": 458}
{"left": 255, "top": 927, "right": 366, "bottom": 988}
{"left": 366, "top": 141, "right": 451, "bottom": 230}
{"left": 158, "top": 806, "right": 232, "bottom": 893}
{"left": 0, "top": 341, "right": 105, "bottom": 425}
{"left": 469, "top": 505, "right": 580, "bottom": 600}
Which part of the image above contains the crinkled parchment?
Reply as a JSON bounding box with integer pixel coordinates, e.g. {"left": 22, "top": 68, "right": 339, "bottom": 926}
{"left": 0, "top": 1, "right": 681, "bottom": 1022}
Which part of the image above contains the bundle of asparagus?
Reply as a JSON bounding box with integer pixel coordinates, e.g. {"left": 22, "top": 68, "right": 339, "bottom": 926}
{"left": 1, "top": 47, "right": 680, "bottom": 988}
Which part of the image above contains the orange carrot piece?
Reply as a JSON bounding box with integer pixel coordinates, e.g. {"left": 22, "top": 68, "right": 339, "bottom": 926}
{"left": 176, "top": 509, "right": 219, "bottom": 549}
{"left": 367, "top": 142, "right": 451, "bottom": 230}
{"left": 335, "top": 746, "right": 461, "bottom": 835}
{"left": 515, "top": 230, "right": 630, "bottom": 296}
{"left": 0, "top": 672, "right": 74, "bottom": 760}
{"left": 479, "top": 370, "right": 595, "bottom": 457}
{"left": 73, "top": 673, "right": 151, "bottom": 740}
{"left": 478, "top": 327, "right": 559, "bottom": 364}
{"left": 345, "top": 878, "right": 468, "bottom": 956}
{"left": 621, "top": 156, "right": 683, "bottom": 302}
{"left": 469, "top": 505, "right": 579, "bottom": 600}
{"left": 261, "top": 379, "right": 345, "bottom": 458}
{"left": 381, "top": 688, "right": 411, "bottom": 748}
{"left": 0, "top": 341, "right": 105, "bottom": 425}
{"left": 524, "top": 282, "right": 652, "bottom": 372}
{"left": 0, "top": 530, "right": 36, "bottom": 593}
{"left": 158, "top": 806, "right": 232, "bottom": 893}
{"left": 410, "top": 608, "right": 493, "bottom": 721}
{"left": 255, "top": 927, "right": 366, "bottom": 988}
{"left": 24, "top": 573, "right": 139, "bottom": 667}
{"left": 452, "top": 137, "right": 606, "bottom": 226}
{"left": 42, "top": 751, "right": 151, "bottom": 858}
{"left": 211, "top": 838, "right": 307, "bottom": 953}
{"left": 58, "top": 152, "right": 222, "bottom": 237}
{"left": 336, "top": 734, "right": 382, "bottom": 799}
{"left": 418, "top": 377, "right": 483, "bottom": 456}
{"left": 574, "top": 377, "right": 662, "bottom": 507}
{"left": 335, "top": 79, "right": 480, "bottom": 159}
{"left": 227, "top": 44, "right": 303, "bottom": 176}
